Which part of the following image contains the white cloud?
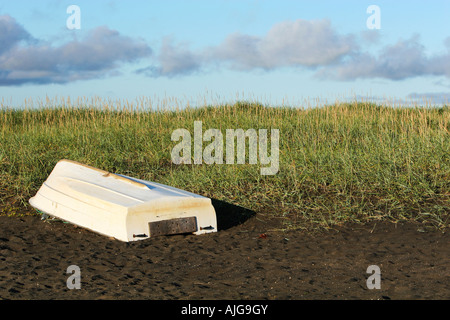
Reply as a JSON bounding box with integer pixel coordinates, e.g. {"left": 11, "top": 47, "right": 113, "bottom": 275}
{"left": 2, "top": 14, "right": 450, "bottom": 85}
{"left": 0, "top": 15, "right": 152, "bottom": 86}
{"left": 136, "top": 37, "right": 201, "bottom": 77}
{"left": 212, "top": 19, "right": 356, "bottom": 70}
{"left": 141, "top": 19, "right": 450, "bottom": 82}
{"left": 316, "top": 35, "right": 450, "bottom": 81}
{"left": 138, "top": 19, "right": 357, "bottom": 77}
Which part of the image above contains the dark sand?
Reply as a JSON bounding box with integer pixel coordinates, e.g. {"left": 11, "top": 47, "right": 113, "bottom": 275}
{"left": 0, "top": 204, "right": 448, "bottom": 300}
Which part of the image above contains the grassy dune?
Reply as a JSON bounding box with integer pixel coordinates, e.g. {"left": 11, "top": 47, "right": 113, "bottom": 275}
{"left": 1, "top": 100, "right": 449, "bottom": 231}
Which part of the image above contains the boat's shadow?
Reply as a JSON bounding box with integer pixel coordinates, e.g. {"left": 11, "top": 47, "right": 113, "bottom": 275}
{"left": 210, "top": 198, "right": 256, "bottom": 231}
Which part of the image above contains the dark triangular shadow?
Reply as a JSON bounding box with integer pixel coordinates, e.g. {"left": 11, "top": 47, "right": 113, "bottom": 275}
{"left": 210, "top": 198, "right": 256, "bottom": 231}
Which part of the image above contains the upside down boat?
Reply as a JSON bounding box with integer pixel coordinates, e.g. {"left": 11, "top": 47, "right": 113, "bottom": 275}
{"left": 29, "top": 159, "right": 217, "bottom": 242}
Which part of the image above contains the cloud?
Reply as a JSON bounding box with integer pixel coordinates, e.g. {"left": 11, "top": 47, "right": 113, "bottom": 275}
{"left": 2, "top": 14, "right": 449, "bottom": 84}
{"left": 426, "top": 38, "right": 450, "bottom": 78}
{"left": 360, "top": 30, "right": 382, "bottom": 45}
{"left": 407, "top": 92, "right": 450, "bottom": 104}
{"left": 0, "top": 15, "right": 33, "bottom": 54}
{"left": 211, "top": 19, "right": 356, "bottom": 70}
{"left": 137, "top": 19, "right": 356, "bottom": 77}
{"left": 316, "top": 35, "right": 450, "bottom": 81}
{"left": 136, "top": 37, "right": 201, "bottom": 77}
{"left": 0, "top": 15, "right": 152, "bottom": 86}
{"left": 139, "top": 20, "right": 450, "bottom": 82}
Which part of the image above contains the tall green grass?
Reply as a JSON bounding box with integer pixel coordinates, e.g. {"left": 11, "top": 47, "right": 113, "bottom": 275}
{"left": 1, "top": 99, "right": 449, "bottom": 230}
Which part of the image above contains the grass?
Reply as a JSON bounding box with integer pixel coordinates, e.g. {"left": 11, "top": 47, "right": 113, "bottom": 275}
{"left": 1, "top": 98, "right": 449, "bottom": 231}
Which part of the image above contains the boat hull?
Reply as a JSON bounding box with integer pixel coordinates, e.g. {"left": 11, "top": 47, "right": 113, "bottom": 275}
{"left": 29, "top": 159, "right": 217, "bottom": 242}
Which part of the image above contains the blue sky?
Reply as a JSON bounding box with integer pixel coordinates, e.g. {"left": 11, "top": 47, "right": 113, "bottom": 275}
{"left": 0, "top": 0, "right": 449, "bottom": 108}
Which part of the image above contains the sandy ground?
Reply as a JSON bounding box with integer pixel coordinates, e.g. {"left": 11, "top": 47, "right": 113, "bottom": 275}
{"left": 0, "top": 201, "right": 448, "bottom": 301}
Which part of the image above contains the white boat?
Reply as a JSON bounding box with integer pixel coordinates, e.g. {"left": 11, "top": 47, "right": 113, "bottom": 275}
{"left": 29, "top": 159, "right": 217, "bottom": 242}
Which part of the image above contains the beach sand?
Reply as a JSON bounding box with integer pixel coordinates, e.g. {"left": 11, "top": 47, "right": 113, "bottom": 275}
{"left": 0, "top": 207, "right": 448, "bottom": 300}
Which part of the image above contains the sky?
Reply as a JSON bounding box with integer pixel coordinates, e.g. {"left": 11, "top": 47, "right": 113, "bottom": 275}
{"left": 0, "top": 0, "right": 449, "bottom": 108}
